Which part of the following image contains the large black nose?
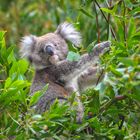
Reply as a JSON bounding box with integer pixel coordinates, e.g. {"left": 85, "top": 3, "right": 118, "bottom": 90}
{"left": 44, "top": 45, "right": 54, "bottom": 56}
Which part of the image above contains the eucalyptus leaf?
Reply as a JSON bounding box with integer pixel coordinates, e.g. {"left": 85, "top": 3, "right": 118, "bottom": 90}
{"left": 67, "top": 51, "right": 80, "bottom": 61}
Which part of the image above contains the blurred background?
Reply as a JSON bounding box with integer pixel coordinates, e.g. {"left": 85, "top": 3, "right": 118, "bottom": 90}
{"left": 0, "top": 1, "right": 140, "bottom": 139}
{"left": 0, "top": 0, "right": 111, "bottom": 48}
{"left": 0, "top": 0, "right": 140, "bottom": 48}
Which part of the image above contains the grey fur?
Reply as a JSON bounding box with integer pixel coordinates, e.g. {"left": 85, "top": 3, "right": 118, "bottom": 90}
{"left": 55, "top": 22, "right": 82, "bottom": 46}
{"left": 29, "top": 41, "right": 111, "bottom": 122}
{"left": 20, "top": 22, "right": 111, "bottom": 123}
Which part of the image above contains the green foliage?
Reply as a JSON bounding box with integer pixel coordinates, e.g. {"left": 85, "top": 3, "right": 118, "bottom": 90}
{"left": 67, "top": 51, "right": 80, "bottom": 61}
{"left": 0, "top": 0, "right": 140, "bottom": 139}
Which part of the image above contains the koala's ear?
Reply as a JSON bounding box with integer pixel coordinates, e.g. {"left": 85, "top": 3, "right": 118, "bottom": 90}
{"left": 55, "top": 22, "right": 82, "bottom": 47}
{"left": 20, "top": 35, "right": 37, "bottom": 58}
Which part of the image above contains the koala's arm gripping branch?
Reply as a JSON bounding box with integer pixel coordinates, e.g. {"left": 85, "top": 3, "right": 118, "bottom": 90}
{"left": 56, "top": 41, "right": 111, "bottom": 76}
{"left": 91, "top": 41, "right": 111, "bottom": 56}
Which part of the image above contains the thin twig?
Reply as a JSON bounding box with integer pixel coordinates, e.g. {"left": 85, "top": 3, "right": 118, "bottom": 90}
{"left": 96, "top": 69, "right": 104, "bottom": 86}
{"left": 94, "top": 2, "right": 100, "bottom": 43}
{"left": 123, "top": 0, "right": 126, "bottom": 45}
{"left": 99, "top": 98, "right": 115, "bottom": 114}
{"left": 99, "top": 95, "right": 127, "bottom": 114}
{"left": 107, "top": 0, "right": 112, "bottom": 40}
{"left": 94, "top": 0, "right": 117, "bottom": 41}
{"left": 114, "top": 115, "right": 125, "bottom": 140}
{"left": 118, "top": 116, "right": 125, "bottom": 130}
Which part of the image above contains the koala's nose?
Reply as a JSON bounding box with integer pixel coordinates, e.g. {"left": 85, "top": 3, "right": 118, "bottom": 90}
{"left": 45, "top": 45, "right": 54, "bottom": 56}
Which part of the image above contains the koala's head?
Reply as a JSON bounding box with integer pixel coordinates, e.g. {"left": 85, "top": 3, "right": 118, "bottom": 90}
{"left": 20, "top": 22, "right": 81, "bottom": 70}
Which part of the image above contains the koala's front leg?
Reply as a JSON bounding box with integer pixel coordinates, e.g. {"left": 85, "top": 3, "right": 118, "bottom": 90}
{"left": 78, "top": 66, "right": 104, "bottom": 91}
{"left": 55, "top": 41, "right": 111, "bottom": 78}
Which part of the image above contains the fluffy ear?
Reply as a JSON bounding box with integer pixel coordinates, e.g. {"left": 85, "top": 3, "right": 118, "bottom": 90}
{"left": 55, "top": 22, "right": 82, "bottom": 47}
{"left": 20, "top": 35, "right": 37, "bottom": 58}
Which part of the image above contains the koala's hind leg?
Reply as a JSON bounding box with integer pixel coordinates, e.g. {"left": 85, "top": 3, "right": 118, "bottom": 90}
{"left": 65, "top": 82, "right": 84, "bottom": 123}
{"left": 75, "top": 94, "right": 84, "bottom": 123}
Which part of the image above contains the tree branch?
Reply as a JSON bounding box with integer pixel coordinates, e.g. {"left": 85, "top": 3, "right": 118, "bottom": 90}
{"left": 94, "top": 2, "right": 100, "bottom": 43}
{"left": 94, "top": 0, "right": 117, "bottom": 41}
{"left": 96, "top": 69, "right": 104, "bottom": 86}
{"left": 123, "top": 0, "right": 127, "bottom": 44}
{"left": 107, "top": 0, "right": 112, "bottom": 40}
{"left": 114, "top": 115, "right": 125, "bottom": 140}
{"left": 99, "top": 95, "right": 127, "bottom": 114}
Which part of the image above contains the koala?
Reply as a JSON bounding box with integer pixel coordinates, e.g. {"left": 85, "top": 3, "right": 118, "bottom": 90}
{"left": 20, "top": 22, "right": 81, "bottom": 113}
{"left": 20, "top": 22, "right": 111, "bottom": 123}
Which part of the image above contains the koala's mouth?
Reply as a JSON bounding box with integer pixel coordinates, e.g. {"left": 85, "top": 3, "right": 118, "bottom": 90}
{"left": 34, "top": 54, "right": 61, "bottom": 69}
{"left": 49, "top": 54, "right": 60, "bottom": 65}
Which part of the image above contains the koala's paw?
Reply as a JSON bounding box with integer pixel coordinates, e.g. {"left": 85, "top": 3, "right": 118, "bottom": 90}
{"left": 76, "top": 114, "right": 83, "bottom": 124}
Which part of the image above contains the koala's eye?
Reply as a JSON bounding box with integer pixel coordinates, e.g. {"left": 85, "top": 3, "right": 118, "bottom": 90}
{"left": 44, "top": 45, "right": 54, "bottom": 56}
